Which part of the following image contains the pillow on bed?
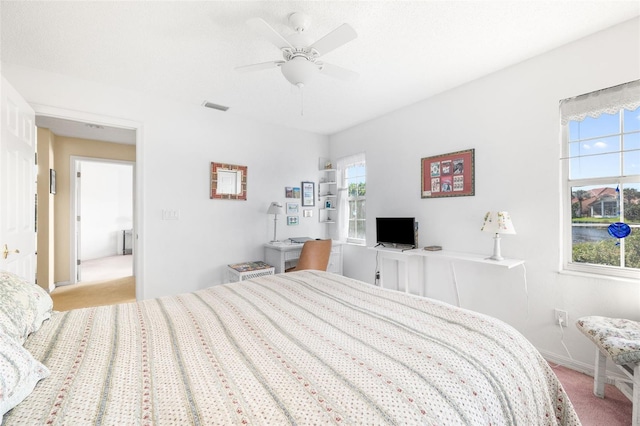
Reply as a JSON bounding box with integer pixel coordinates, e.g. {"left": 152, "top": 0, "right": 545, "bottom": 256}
{"left": 0, "top": 330, "right": 50, "bottom": 418}
{"left": 0, "top": 271, "right": 53, "bottom": 344}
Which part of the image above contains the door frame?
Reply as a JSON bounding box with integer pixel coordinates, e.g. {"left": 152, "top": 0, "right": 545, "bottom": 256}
{"left": 70, "top": 156, "right": 135, "bottom": 284}
{"left": 32, "top": 103, "right": 145, "bottom": 300}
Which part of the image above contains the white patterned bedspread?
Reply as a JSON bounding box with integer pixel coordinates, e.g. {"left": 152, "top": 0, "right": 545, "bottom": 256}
{"left": 5, "top": 271, "right": 580, "bottom": 425}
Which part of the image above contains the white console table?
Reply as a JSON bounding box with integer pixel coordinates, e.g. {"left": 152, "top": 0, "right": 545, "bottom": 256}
{"left": 264, "top": 241, "right": 343, "bottom": 274}
{"left": 371, "top": 247, "right": 525, "bottom": 306}
{"left": 368, "top": 246, "right": 418, "bottom": 293}
{"left": 410, "top": 249, "right": 524, "bottom": 268}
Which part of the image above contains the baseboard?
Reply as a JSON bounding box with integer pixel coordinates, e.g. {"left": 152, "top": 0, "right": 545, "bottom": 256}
{"left": 54, "top": 281, "right": 72, "bottom": 287}
{"left": 539, "top": 348, "right": 626, "bottom": 385}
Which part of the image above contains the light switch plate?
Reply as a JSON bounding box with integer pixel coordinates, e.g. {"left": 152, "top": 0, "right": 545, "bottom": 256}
{"left": 162, "top": 209, "right": 180, "bottom": 220}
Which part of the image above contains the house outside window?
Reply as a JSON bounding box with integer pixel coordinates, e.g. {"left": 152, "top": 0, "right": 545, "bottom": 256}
{"left": 561, "top": 80, "right": 640, "bottom": 279}
{"left": 336, "top": 153, "right": 366, "bottom": 245}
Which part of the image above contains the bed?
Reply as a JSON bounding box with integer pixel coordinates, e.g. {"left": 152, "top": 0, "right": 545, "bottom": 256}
{"left": 2, "top": 270, "right": 580, "bottom": 425}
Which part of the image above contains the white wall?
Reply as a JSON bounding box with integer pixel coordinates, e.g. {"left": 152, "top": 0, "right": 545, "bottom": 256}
{"left": 80, "top": 161, "right": 133, "bottom": 260}
{"left": 3, "top": 16, "right": 638, "bottom": 377}
{"left": 329, "top": 18, "right": 640, "bottom": 375}
{"left": 1, "top": 62, "right": 329, "bottom": 299}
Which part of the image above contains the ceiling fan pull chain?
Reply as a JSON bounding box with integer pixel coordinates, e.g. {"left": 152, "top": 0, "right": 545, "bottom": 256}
{"left": 300, "top": 85, "right": 304, "bottom": 116}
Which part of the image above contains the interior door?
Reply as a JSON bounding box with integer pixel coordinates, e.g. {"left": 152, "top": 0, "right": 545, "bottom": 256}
{"left": 74, "top": 160, "right": 82, "bottom": 282}
{"left": 0, "top": 76, "right": 36, "bottom": 279}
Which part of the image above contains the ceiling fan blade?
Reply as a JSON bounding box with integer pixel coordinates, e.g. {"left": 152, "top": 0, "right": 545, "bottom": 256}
{"left": 318, "top": 62, "right": 359, "bottom": 82}
{"left": 235, "top": 61, "right": 284, "bottom": 73}
{"left": 310, "top": 23, "right": 357, "bottom": 56}
{"left": 246, "top": 18, "right": 293, "bottom": 50}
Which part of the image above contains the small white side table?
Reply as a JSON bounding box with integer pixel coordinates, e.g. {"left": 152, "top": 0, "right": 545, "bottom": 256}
{"left": 227, "top": 261, "right": 275, "bottom": 283}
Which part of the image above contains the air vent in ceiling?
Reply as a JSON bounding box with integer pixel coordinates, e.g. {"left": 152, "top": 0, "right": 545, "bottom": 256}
{"left": 202, "top": 101, "right": 229, "bottom": 112}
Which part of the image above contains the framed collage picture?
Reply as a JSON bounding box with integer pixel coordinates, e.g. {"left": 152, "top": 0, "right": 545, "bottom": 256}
{"left": 421, "top": 149, "right": 475, "bottom": 198}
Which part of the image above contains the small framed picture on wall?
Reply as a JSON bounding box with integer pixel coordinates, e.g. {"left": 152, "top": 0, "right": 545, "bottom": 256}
{"left": 301, "top": 181, "right": 315, "bottom": 206}
{"left": 49, "top": 169, "right": 56, "bottom": 195}
{"left": 286, "top": 203, "right": 299, "bottom": 215}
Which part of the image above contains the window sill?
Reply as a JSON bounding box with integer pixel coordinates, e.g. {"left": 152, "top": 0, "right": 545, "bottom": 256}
{"left": 558, "top": 268, "right": 640, "bottom": 283}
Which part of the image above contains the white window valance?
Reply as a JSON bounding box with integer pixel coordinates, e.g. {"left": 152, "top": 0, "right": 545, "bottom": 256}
{"left": 560, "top": 79, "right": 640, "bottom": 125}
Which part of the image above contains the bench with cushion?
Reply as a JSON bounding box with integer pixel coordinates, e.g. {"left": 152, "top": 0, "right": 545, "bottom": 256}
{"left": 576, "top": 316, "right": 640, "bottom": 426}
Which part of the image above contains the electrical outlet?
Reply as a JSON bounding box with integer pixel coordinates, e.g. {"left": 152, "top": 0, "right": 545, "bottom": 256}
{"left": 554, "top": 309, "right": 569, "bottom": 326}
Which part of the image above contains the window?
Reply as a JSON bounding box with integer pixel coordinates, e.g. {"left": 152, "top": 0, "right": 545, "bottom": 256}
{"left": 337, "top": 154, "right": 366, "bottom": 244}
{"left": 561, "top": 80, "right": 640, "bottom": 279}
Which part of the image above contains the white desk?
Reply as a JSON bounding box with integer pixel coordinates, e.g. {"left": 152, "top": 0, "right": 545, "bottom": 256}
{"left": 368, "top": 246, "right": 419, "bottom": 293}
{"left": 264, "top": 241, "right": 343, "bottom": 274}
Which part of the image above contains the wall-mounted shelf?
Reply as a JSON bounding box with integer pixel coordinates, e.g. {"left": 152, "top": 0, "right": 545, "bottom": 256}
{"left": 409, "top": 249, "right": 524, "bottom": 269}
{"left": 318, "top": 158, "right": 337, "bottom": 227}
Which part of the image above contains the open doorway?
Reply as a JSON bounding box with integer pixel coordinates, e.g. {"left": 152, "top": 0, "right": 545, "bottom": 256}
{"left": 73, "top": 158, "right": 134, "bottom": 283}
{"left": 34, "top": 113, "right": 141, "bottom": 306}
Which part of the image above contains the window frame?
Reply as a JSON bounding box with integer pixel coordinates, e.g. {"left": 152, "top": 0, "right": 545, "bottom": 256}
{"left": 341, "top": 159, "right": 366, "bottom": 245}
{"left": 561, "top": 108, "right": 640, "bottom": 280}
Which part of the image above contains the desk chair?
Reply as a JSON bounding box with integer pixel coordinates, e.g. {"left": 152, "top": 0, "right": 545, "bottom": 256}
{"left": 285, "top": 240, "right": 332, "bottom": 272}
{"left": 576, "top": 316, "right": 640, "bottom": 426}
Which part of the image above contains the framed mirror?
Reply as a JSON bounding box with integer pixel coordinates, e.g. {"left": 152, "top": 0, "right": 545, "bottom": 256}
{"left": 210, "top": 162, "right": 247, "bottom": 200}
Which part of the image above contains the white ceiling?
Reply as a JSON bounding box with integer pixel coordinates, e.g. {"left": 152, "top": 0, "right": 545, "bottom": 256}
{"left": 2, "top": 1, "right": 639, "bottom": 139}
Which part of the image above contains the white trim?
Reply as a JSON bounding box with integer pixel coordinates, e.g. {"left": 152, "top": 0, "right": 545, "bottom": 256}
{"left": 539, "top": 348, "right": 627, "bottom": 385}
{"left": 70, "top": 156, "right": 135, "bottom": 285}
{"left": 559, "top": 265, "right": 640, "bottom": 282}
{"left": 32, "top": 104, "right": 139, "bottom": 132}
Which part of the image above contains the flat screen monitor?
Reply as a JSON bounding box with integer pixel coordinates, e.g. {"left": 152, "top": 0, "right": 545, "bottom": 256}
{"left": 375, "top": 217, "right": 416, "bottom": 248}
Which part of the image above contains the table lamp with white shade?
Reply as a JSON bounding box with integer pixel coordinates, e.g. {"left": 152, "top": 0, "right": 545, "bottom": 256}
{"left": 267, "top": 202, "right": 284, "bottom": 242}
{"left": 481, "top": 211, "right": 516, "bottom": 261}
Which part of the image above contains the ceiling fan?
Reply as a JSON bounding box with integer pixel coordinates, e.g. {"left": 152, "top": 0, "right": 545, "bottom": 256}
{"left": 235, "top": 12, "right": 358, "bottom": 88}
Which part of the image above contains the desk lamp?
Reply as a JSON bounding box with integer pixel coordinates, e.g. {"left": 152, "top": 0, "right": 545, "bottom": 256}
{"left": 481, "top": 211, "right": 516, "bottom": 261}
{"left": 267, "top": 202, "right": 284, "bottom": 242}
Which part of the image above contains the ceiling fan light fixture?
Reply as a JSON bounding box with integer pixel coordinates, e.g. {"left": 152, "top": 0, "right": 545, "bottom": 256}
{"left": 281, "top": 57, "right": 318, "bottom": 88}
